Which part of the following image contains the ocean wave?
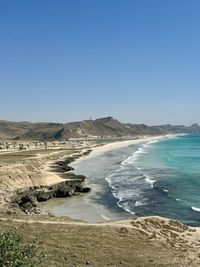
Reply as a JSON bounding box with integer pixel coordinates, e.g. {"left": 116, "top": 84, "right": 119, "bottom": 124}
{"left": 105, "top": 171, "right": 142, "bottom": 215}
{"left": 117, "top": 201, "right": 136, "bottom": 215}
{"left": 163, "top": 188, "right": 169, "bottom": 193}
{"left": 121, "top": 148, "right": 145, "bottom": 167}
{"left": 148, "top": 140, "right": 159, "bottom": 144}
{"left": 144, "top": 173, "right": 156, "bottom": 188}
{"left": 121, "top": 140, "right": 156, "bottom": 167}
{"left": 135, "top": 200, "right": 146, "bottom": 207}
{"left": 105, "top": 139, "right": 159, "bottom": 214}
{"left": 104, "top": 135, "right": 180, "bottom": 216}
{"left": 191, "top": 206, "right": 200, "bottom": 212}
{"left": 165, "top": 133, "right": 188, "bottom": 140}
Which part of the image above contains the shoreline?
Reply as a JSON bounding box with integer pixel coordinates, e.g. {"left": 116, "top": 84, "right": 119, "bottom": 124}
{"left": 71, "top": 135, "right": 166, "bottom": 166}
{"left": 48, "top": 135, "right": 167, "bottom": 222}
{"left": 0, "top": 134, "right": 176, "bottom": 219}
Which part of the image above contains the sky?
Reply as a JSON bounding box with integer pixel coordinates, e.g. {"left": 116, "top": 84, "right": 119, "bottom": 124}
{"left": 1, "top": 0, "right": 200, "bottom": 125}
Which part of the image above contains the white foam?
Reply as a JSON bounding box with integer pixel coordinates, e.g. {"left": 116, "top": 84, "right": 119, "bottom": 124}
{"left": 121, "top": 138, "right": 160, "bottom": 168}
{"left": 105, "top": 173, "right": 115, "bottom": 185}
{"left": 104, "top": 138, "right": 162, "bottom": 215}
{"left": 144, "top": 173, "right": 156, "bottom": 188}
{"left": 165, "top": 133, "right": 188, "bottom": 140}
{"left": 191, "top": 206, "right": 200, "bottom": 212}
{"left": 117, "top": 201, "right": 135, "bottom": 215}
{"left": 121, "top": 146, "right": 146, "bottom": 167}
{"left": 135, "top": 201, "right": 145, "bottom": 207}
{"left": 100, "top": 214, "right": 111, "bottom": 221}
{"left": 148, "top": 140, "right": 159, "bottom": 144}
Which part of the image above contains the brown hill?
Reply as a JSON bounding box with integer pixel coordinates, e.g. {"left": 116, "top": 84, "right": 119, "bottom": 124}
{"left": 0, "top": 117, "right": 164, "bottom": 140}
{"left": 0, "top": 117, "right": 200, "bottom": 141}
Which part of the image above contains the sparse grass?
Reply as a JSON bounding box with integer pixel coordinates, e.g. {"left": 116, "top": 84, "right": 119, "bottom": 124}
{"left": 0, "top": 215, "right": 197, "bottom": 267}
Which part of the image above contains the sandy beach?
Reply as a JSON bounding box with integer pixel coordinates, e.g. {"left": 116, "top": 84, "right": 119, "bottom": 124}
{"left": 73, "top": 135, "right": 165, "bottom": 164}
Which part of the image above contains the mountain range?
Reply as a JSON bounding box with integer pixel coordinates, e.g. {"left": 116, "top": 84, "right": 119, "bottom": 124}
{"left": 0, "top": 117, "right": 200, "bottom": 140}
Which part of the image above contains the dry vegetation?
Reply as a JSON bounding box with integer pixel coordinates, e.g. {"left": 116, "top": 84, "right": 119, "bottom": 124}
{"left": 0, "top": 214, "right": 199, "bottom": 267}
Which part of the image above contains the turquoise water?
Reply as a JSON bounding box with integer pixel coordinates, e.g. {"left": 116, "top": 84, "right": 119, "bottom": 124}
{"left": 69, "top": 134, "right": 200, "bottom": 226}
{"left": 106, "top": 134, "right": 200, "bottom": 226}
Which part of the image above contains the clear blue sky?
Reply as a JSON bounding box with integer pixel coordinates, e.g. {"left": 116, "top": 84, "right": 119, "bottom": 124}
{"left": 1, "top": 0, "right": 200, "bottom": 125}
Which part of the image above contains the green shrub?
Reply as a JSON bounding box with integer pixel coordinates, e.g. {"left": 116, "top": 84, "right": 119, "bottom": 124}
{"left": 0, "top": 228, "right": 44, "bottom": 267}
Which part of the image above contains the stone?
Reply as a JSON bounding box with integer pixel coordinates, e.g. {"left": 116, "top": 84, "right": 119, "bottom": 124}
{"left": 81, "top": 187, "right": 91, "bottom": 193}
{"left": 22, "top": 201, "right": 33, "bottom": 211}
{"left": 11, "top": 174, "right": 91, "bottom": 214}
{"left": 37, "top": 191, "right": 51, "bottom": 202}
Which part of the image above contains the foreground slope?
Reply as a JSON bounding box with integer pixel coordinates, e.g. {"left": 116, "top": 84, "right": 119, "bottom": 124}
{"left": 0, "top": 214, "right": 199, "bottom": 267}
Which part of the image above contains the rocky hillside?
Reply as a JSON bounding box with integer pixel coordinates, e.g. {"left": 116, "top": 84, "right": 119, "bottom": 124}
{"left": 0, "top": 120, "right": 63, "bottom": 140}
{"left": 158, "top": 123, "right": 200, "bottom": 134}
{"left": 0, "top": 117, "right": 200, "bottom": 140}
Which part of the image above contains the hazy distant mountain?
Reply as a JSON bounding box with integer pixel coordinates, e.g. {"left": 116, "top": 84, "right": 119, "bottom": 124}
{"left": 0, "top": 117, "right": 199, "bottom": 140}
{"left": 158, "top": 123, "right": 200, "bottom": 134}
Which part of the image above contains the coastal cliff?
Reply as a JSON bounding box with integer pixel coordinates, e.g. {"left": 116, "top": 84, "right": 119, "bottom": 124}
{"left": 0, "top": 146, "right": 91, "bottom": 214}
{"left": 11, "top": 178, "right": 90, "bottom": 214}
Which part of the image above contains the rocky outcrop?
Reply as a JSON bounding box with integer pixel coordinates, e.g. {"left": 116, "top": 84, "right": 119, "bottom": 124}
{"left": 49, "top": 152, "right": 91, "bottom": 176}
{"left": 7, "top": 150, "right": 92, "bottom": 214}
{"left": 11, "top": 178, "right": 91, "bottom": 213}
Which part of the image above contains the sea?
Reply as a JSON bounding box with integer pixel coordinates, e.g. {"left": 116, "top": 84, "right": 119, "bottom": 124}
{"left": 51, "top": 134, "right": 200, "bottom": 226}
